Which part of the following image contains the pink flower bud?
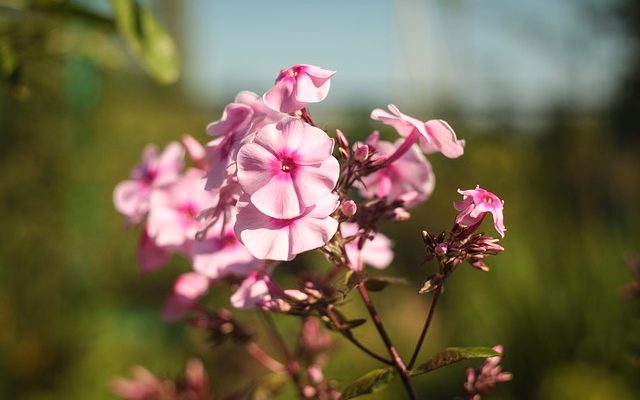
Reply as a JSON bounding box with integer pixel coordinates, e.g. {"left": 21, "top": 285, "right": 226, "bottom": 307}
{"left": 435, "top": 243, "right": 448, "bottom": 256}
{"left": 354, "top": 144, "right": 369, "bottom": 161}
{"left": 335, "top": 129, "right": 350, "bottom": 152}
{"left": 393, "top": 207, "right": 411, "bottom": 221}
{"left": 341, "top": 200, "right": 357, "bottom": 217}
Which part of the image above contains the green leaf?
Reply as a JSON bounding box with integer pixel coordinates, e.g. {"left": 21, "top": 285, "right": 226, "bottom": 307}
{"left": 0, "top": 39, "right": 18, "bottom": 79}
{"left": 325, "top": 308, "right": 367, "bottom": 331}
{"left": 111, "top": 0, "right": 179, "bottom": 84}
{"left": 410, "top": 346, "right": 500, "bottom": 376}
{"left": 364, "top": 276, "right": 411, "bottom": 292}
{"left": 347, "top": 270, "right": 368, "bottom": 289}
{"left": 340, "top": 368, "right": 396, "bottom": 399}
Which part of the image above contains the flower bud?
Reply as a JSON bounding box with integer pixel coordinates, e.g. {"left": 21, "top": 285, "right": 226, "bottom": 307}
{"left": 336, "top": 129, "right": 350, "bottom": 151}
{"left": 392, "top": 207, "right": 410, "bottom": 221}
{"left": 341, "top": 200, "right": 357, "bottom": 217}
{"left": 435, "top": 243, "right": 448, "bottom": 256}
{"left": 368, "top": 153, "right": 387, "bottom": 167}
{"left": 354, "top": 144, "right": 369, "bottom": 162}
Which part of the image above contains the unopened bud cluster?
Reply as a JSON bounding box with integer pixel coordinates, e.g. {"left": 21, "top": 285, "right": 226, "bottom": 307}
{"left": 423, "top": 230, "right": 504, "bottom": 273}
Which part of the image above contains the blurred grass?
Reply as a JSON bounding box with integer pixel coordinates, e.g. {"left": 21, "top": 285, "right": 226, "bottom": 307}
{"left": 1, "top": 41, "right": 640, "bottom": 400}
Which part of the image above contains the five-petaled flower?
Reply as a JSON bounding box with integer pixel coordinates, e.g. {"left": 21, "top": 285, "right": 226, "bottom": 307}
{"left": 263, "top": 64, "right": 336, "bottom": 113}
{"left": 454, "top": 186, "right": 506, "bottom": 237}
{"left": 371, "top": 104, "right": 464, "bottom": 160}
{"left": 236, "top": 117, "right": 339, "bottom": 219}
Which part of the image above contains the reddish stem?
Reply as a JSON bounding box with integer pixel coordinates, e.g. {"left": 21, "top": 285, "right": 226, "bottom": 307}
{"left": 407, "top": 285, "right": 442, "bottom": 369}
{"left": 245, "top": 342, "right": 285, "bottom": 372}
{"left": 357, "top": 283, "right": 417, "bottom": 400}
{"left": 383, "top": 130, "right": 421, "bottom": 166}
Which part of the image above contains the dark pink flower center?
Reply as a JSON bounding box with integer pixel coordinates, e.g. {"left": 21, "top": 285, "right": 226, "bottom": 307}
{"left": 221, "top": 231, "right": 238, "bottom": 247}
{"left": 483, "top": 195, "right": 493, "bottom": 205}
{"left": 287, "top": 66, "right": 300, "bottom": 78}
{"left": 180, "top": 203, "right": 198, "bottom": 221}
{"left": 280, "top": 157, "right": 296, "bottom": 173}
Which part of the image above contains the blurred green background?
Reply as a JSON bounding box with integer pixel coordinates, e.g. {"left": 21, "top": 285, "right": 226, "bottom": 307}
{"left": 1, "top": 0, "right": 640, "bottom": 399}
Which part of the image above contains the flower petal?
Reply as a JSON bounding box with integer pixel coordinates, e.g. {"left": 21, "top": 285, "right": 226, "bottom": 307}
{"left": 288, "top": 212, "right": 338, "bottom": 256}
{"left": 421, "top": 119, "right": 465, "bottom": 158}
{"left": 294, "top": 72, "right": 331, "bottom": 103}
{"left": 251, "top": 173, "right": 301, "bottom": 219}
{"left": 236, "top": 142, "right": 279, "bottom": 193}
{"left": 263, "top": 78, "right": 303, "bottom": 113}
{"left": 292, "top": 157, "right": 339, "bottom": 207}
{"left": 235, "top": 198, "right": 292, "bottom": 261}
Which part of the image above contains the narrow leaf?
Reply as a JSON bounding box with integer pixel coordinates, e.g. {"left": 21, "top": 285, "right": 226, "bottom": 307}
{"left": 111, "top": 0, "right": 180, "bottom": 84}
{"left": 340, "top": 368, "right": 396, "bottom": 399}
{"left": 365, "top": 276, "right": 410, "bottom": 292}
{"left": 410, "top": 346, "right": 500, "bottom": 376}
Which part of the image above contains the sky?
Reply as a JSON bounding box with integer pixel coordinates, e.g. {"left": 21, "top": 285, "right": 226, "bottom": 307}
{"left": 178, "top": 0, "right": 626, "bottom": 116}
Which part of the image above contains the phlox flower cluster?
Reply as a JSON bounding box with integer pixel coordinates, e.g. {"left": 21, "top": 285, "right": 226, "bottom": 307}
{"left": 113, "top": 63, "right": 507, "bottom": 320}
{"left": 113, "top": 63, "right": 511, "bottom": 399}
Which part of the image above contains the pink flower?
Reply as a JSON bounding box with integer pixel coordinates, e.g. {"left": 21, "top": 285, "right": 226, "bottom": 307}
{"left": 204, "top": 91, "right": 285, "bottom": 191}
{"left": 371, "top": 104, "right": 464, "bottom": 159}
{"left": 137, "top": 229, "right": 171, "bottom": 271}
{"left": 236, "top": 117, "right": 339, "bottom": 219}
{"left": 162, "top": 272, "right": 209, "bottom": 321}
{"left": 234, "top": 193, "right": 339, "bottom": 261}
{"left": 357, "top": 134, "right": 435, "bottom": 208}
{"left": 464, "top": 345, "right": 512, "bottom": 398}
{"left": 190, "top": 216, "right": 260, "bottom": 280}
{"left": 146, "top": 169, "right": 216, "bottom": 247}
{"left": 230, "top": 271, "right": 273, "bottom": 309}
{"left": 454, "top": 186, "right": 506, "bottom": 237}
{"left": 263, "top": 64, "right": 336, "bottom": 113}
{"left": 113, "top": 142, "right": 184, "bottom": 223}
{"left": 340, "top": 222, "right": 393, "bottom": 270}
{"left": 111, "top": 366, "right": 167, "bottom": 400}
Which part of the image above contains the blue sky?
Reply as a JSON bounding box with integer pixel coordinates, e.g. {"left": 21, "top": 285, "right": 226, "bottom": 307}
{"left": 178, "top": 0, "right": 625, "bottom": 114}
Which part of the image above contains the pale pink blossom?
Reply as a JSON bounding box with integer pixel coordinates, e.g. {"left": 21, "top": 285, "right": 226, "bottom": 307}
{"left": 162, "top": 272, "right": 209, "bottom": 321}
{"left": 204, "top": 91, "right": 286, "bottom": 191}
{"left": 203, "top": 129, "right": 252, "bottom": 191}
{"left": 357, "top": 134, "right": 435, "bottom": 208}
{"left": 371, "top": 104, "right": 464, "bottom": 159}
{"left": 113, "top": 142, "right": 184, "bottom": 223}
{"left": 236, "top": 117, "right": 339, "bottom": 219}
{"left": 137, "top": 229, "right": 171, "bottom": 271}
{"left": 454, "top": 186, "right": 506, "bottom": 237}
{"left": 146, "top": 169, "right": 216, "bottom": 247}
{"left": 112, "top": 359, "right": 210, "bottom": 400}
{"left": 111, "top": 366, "right": 168, "bottom": 400}
{"left": 340, "top": 222, "right": 393, "bottom": 270}
{"left": 230, "top": 271, "right": 273, "bottom": 309}
{"left": 263, "top": 64, "right": 336, "bottom": 113}
{"left": 234, "top": 193, "right": 339, "bottom": 261}
{"left": 190, "top": 215, "right": 260, "bottom": 280}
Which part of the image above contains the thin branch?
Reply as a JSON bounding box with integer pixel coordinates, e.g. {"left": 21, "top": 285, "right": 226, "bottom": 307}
{"left": 357, "top": 282, "right": 417, "bottom": 400}
{"left": 407, "top": 285, "right": 442, "bottom": 370}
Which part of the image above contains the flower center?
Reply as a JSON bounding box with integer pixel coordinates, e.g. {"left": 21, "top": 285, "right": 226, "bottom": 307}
{"left": 280, "top": 157, "right": 295, "bottom": 173}
{"left": 483, "top": 195, "right": 493, "bottom": 204}
{"left": 287, "top": 68, "right": 298, "bottom": 78}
